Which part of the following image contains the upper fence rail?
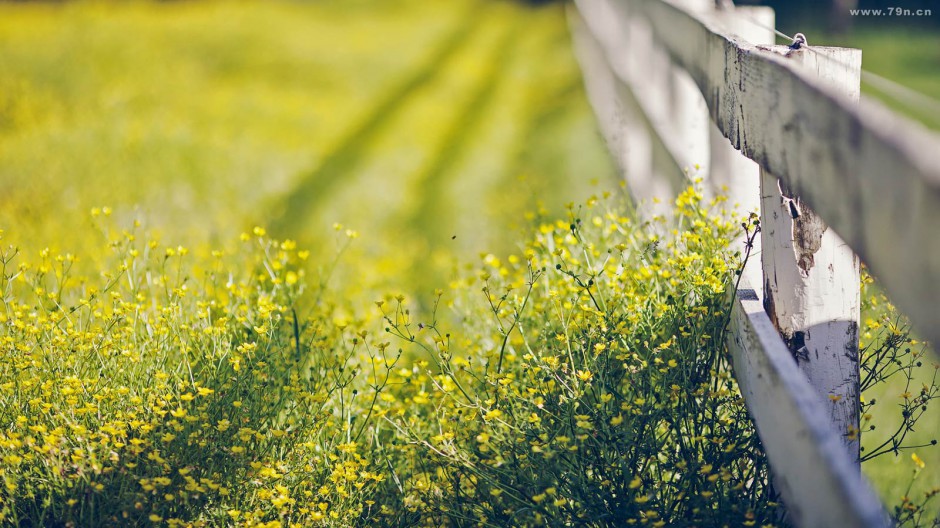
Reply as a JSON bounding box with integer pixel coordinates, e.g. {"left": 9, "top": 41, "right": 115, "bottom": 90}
{"left": 570, "top": 0, "right": 940, "bottom": 526}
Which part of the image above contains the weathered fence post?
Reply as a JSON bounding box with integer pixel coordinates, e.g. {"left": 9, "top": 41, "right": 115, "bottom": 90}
{"left": 708, "top": 5, "right": 775, "bottom": 212}
{"left": 759, "top": 45, "right": 863, "bottom": 461}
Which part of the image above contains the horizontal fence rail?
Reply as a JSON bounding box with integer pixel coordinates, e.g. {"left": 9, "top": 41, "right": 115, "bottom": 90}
{"left": 570, "top": 0, "right": 940, "bottom": 526}
{"left": 727, "top": 284, "right": 887, "bottom": 528}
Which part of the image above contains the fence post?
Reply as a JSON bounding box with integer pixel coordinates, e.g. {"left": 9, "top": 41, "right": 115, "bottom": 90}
{"left": 759, "top": 46, "right": 863, "bottom": 461}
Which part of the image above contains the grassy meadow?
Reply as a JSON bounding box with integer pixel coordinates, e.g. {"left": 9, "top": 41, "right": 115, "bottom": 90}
{"left": 0, "top": 0, "right": 614, "bottom": 293}
{"left": 0, "top": 0, "right": 937, "bottom": 526}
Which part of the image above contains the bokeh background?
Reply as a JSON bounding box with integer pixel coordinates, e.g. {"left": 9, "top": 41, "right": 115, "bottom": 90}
{"left": 0, "top": 0, "right": 618, "bottom": 303}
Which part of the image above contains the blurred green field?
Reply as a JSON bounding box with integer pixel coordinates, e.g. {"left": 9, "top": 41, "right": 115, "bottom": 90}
{"left": 0, "top": 0, "right": 615, "bottom": 298}
{"left": 843, "top": 27, "right": 940, "bottom": 131}
{"left": 859, "top": 289, "right": 940, "bottom": 523}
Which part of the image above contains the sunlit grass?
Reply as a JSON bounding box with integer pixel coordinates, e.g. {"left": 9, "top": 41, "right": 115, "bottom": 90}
{"left": 841, "top": 26, "right": 940, "bottom": 130}
{"left": 0, "top": 0, "right": 613, "bottom": 294}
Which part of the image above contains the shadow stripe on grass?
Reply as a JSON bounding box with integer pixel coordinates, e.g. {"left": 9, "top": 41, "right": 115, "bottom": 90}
{"left": 269, "top": 4, "right": 488, "bottom": 237}
{"left": 505, "top": 77, "right": 587, "bottom": 186}
{"left": 400, "top": 22, "right": 524, "bottom": 304}
{"left": 406, "top": 26, "right": 522, "bottom": 240}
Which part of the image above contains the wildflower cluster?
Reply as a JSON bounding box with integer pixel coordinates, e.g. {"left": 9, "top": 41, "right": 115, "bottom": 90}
{"left": 1, "top": 186, "right": 935, "bottom": 527}
{"left": 377, "top": 187, "right": 778, "bottom": 526}
{"left": 0, "top": 224, "right": 391, "bottom": 526}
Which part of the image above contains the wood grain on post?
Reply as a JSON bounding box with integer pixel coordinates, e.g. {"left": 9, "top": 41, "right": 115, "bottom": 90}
{"left": 759, "top": 46, "right": 862, "bottom": 461}
{"left": 707, "top": 5, "right": 774, "bottom": 213}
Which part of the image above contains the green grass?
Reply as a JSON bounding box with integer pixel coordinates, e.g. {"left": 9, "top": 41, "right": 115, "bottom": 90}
{"left": 841, "top": 27, "right": 940, "bottom": 130}
{"left": 769, "top": 22, "right": 940, "bottom": 130}
{"left": 0, "top": 0, "right": 615, "bottom": 295}
{"left": 860, "top": 291, "right": 940, "bottom": 523}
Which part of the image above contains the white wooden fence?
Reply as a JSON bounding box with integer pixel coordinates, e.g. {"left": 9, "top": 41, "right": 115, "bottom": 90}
{"left": 569, "top": 0, "right": 940, "bottom": 526}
